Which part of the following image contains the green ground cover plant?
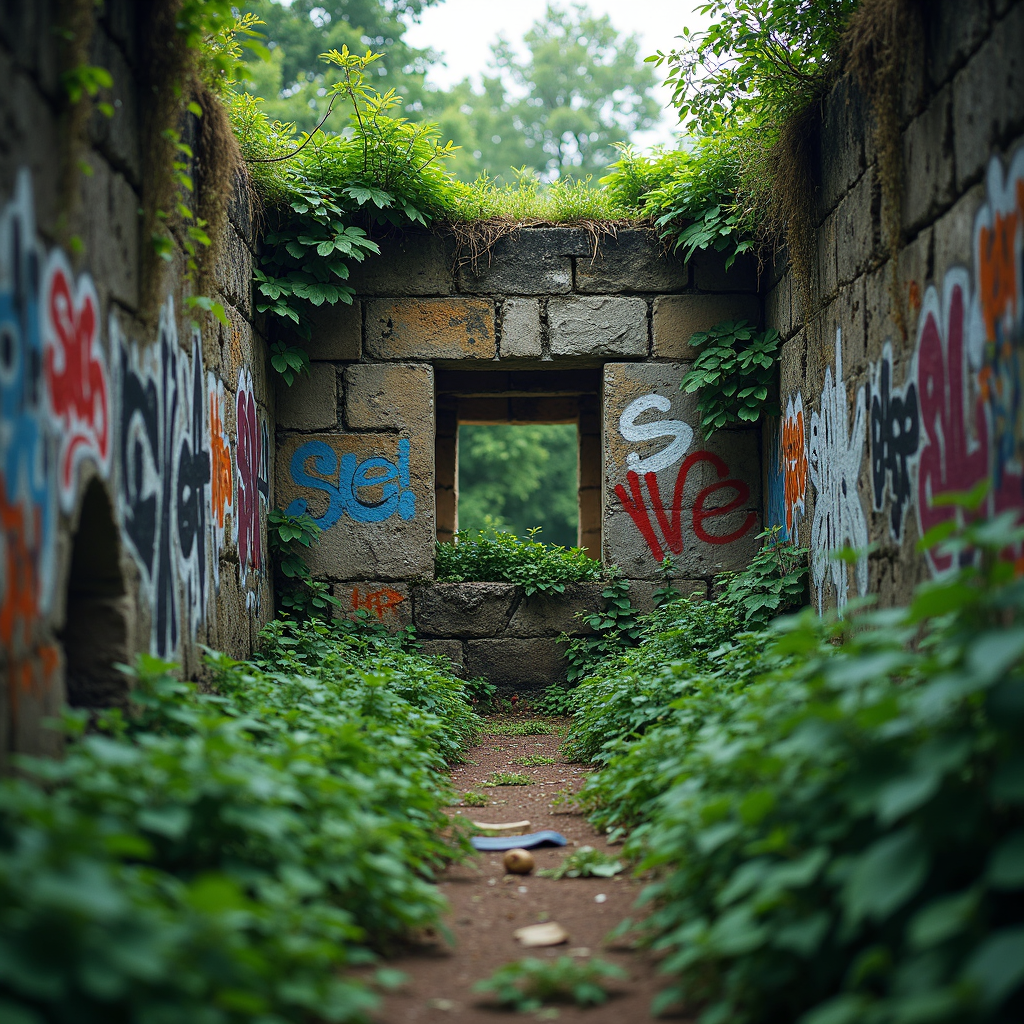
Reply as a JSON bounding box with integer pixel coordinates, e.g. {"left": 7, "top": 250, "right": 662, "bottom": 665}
{"left": 567, "top": 511, "right": 1024, "bottom": 1023}
{"left": 435, "top": 528, "right": 603, "bottom": 595}
{"left": 0, "top": 619, "right": 480, "bottom": 1023}
{"left": 538, "top": 846, "right": 624, "bottom": 880}
{"left": 484, "top": 772, "right": 533, "bottom": 788}
{"left": 484, "top": 720, "right": 554, "bottom": 737}
{"left": 473, "top": 956, "right": 628, "bottom": 1012}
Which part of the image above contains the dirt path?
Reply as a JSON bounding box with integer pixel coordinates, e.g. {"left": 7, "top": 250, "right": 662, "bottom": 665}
{"left": 374, "top": 718, "right": 683, "bottom": 1023}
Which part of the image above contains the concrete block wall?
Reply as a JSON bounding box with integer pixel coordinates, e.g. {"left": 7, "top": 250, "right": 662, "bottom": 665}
{"left": 764, "top": 0, "right": 1024, "bottom": 613}
{"left": 278, "top": 226, "right": 759, "bottom": 681}
{"left": 0, "top": 0, "right": 273, "bottom": 763}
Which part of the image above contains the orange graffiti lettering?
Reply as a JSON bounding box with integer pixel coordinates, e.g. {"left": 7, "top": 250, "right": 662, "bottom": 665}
{"left": 209, "top": 392, "right": 232, "bottom": 529}
{"left": 350, "top": 587, "right": 405, "bottom": 619}
{"left": 979, "top": 206, "right": 1019, "bottom": 342}
{"left": 781, "top": 401, "right": 808, "bottom": 535}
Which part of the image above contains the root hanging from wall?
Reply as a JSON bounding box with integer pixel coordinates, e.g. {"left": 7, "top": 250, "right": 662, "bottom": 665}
{"left": 845, "top": 0, "right": 925, "bottom": 340}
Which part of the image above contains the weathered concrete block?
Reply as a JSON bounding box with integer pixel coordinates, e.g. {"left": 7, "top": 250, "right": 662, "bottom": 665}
{"left": 927, "top": 0, "right": 992, "bottom": 89}
{"left": 626, "top": 579, "right": 707, "bottom": 615}
{"left": 276, "top": 363, "right": 337, "bottom": 430}
{"left": 765, "top": 276, "right": 792, "bottom": 340}
{"left": 81, "top": 159, "right": 140, "bottom": 311}
{"left": 575, "top": 229, "right": 688, "bottom": 293}
{"left": 952, "top": 3, "right": 1024, "bottom": 191}
{"left": 653, "top": 293, "right": 761, "bottom": 359}
{"left": 417, "top": 639, "right": 465, "bottom": 677}
{"left": 603, "top": 362, "right": 763, "bottom": 580}
{"left": 458, "top": 228, "right": 591, "bottom": 294}
{"left": 89, "top": 30, "right": 141, "bottom": 185}
{"left": 500, "top": 297, "right": 542, "bottom": 357}
{"left": 819, "top": 75, "right": 868, "bottom": 217}
{"left": 413, "top": 583, "right": 517, "bottom": 637}
{"left": 548, "top": 296, "right": 647, "bottom": 357}
{"left": 213, "top": 224, "right": 253, "bottom": 318}
{"left": 816, "top": 213, "right": 839, "bottom": 302}
{"left": 837, "top": 167, "right": 877, "bottom": 286}
{"left": 305, "top": 301, "right": 362, "bottom": 361}
{"left": 931, "top": 182, "right": 984, "bottom": 279}
{"left": 691, "top": 250, "right": 758, "bottom": 292}
{"left": 345, "top": 232, "right": 453, "bottom": 294}
{"left": 506, "top": 582, "right": 607, "bottom": 637}
{"left": 336, "top": 581, "right": 413, "bottom": 629}
{"left": 465, "top": 638, "right": 569, "bottom": 690}
{"left": 344, "top": 362, "right": 434, "bottom": 432}
{"left": 365, "top": 298, "right": 496, "bottom": 360}
{"left": 275, "top": 431, "right": 434, "bottom": 580}
{"left": 902, "top": 86, "right": 955, "bottom": 234}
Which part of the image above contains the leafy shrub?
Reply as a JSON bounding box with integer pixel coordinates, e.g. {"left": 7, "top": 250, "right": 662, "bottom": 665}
{"left": 473, "top": 956, "right": 628, "bottom": 1011}
{"left": 0, "top": 623, "right": 481, "bottom": 1023}
{"left": 435, "top": 528, "right": 603, "bottom": 595}
{"left": 680, "top": 320, "right": 782, "bottom": 434}
{"left": 576, "top": 513, "right": 1024, "bottom": 1023}
{"left": 718, "top": 528, "right": 809, "bottom": 629}
{"left": 563, "top": 577, "right": 644, "bottom": 684}
{"left": 538, "top": 846, "right": 624, "bottom": 880}
{"left": 533, "top": 684, "right": 577, "bottom": 716}
{"left": 462, "top": 791, "right": 489, "bottom": 807}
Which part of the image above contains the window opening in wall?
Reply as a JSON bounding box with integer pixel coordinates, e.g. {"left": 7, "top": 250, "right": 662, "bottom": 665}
{"left": 458, "top": 423, "right": 579, "bottom": 547}
{"left": 62, "top": 479, "right": 129, "bottom": 710}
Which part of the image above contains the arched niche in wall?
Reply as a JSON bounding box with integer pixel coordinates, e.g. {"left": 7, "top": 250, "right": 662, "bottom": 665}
{"left": 62, "top": 479, "right": 130, "bottom": 709}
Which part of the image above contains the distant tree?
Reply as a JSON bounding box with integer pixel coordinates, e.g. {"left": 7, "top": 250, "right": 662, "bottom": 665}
{"left": 458, "top": 424, "right": 579, "bottom": 548}
{"left": 425, "top": 3, "right": 659, "bottom": 182}
{"left": 239, "top": 0, "right": 441, "bottom": 132}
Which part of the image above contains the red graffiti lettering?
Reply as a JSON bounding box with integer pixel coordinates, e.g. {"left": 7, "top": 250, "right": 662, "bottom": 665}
{"left": 781, "top": 397, "right": 808, "bottom": 535}
{"left": 43, "top": 256, "right": 109, "bottom": 509}
{"left": 209, "top": 390, "right": 232, "bottom": 531}
{"left": 0, "top": 481, "right": 41, "bottom": 652}
{"left": 614, "top": 451, "right": 757, "bottom": 562}
{"left": 351, "top": 587, "right": 405, "bottom": 619}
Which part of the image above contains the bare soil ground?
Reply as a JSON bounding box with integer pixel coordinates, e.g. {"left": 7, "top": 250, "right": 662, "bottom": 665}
{"left": 373, "top": 717, "right": 688, "bottom": 1023}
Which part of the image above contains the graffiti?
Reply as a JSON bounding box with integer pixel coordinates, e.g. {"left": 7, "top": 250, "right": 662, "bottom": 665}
{"left": 42, "top": 249, "right": 110, "bottom": 511}
{"left": 287, "top": 437, "right": 416, "bottom": 527}
{"left": 808, "top": 328, "right": 869, "bottom": 614}
{"left": 766, "top": 416, "right": 788, "bottom": 540}
{"left": 351, "top": 586, "right": 405, "bottom": 619}
{"left": 114, "top": 303, "right": 218, "bottom": 657}
{"left": 208, "top": 375, "right": 232, "bottom": 590}
{"left": 235, "top": 368, "right": 269, "bottom": 605}
{"left": 869, "top": 343, "right": 919, "bottom": 542}
{"left": 615, "top": 450, "right": 757, "bottom": 562}
{"left": 619, "top": 394, "right": 693, "bottom": 474}
{"left": 782, "top": 394, "right": 808, "bottom": 538}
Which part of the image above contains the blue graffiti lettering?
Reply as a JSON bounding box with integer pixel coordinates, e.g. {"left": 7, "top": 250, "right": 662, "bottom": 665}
{"left": 286, "top": 438, "right": 416, "bottom": 526}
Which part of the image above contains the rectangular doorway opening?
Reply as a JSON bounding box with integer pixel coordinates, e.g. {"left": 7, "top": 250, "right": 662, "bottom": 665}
{"left": 435, "top": 370, "right": 602, "bottom": 558}
{"left": 458, "top": 423, "right": 579, "bottom": 548}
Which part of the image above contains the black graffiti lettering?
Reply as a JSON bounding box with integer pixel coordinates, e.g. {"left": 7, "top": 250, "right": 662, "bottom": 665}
{"left": 869, "top": 346, "right": 920, "bottom": 541}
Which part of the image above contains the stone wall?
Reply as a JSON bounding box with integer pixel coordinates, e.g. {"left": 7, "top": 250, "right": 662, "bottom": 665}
{"left": 275, "top": 227, "right": 761, "bottom": 684}
{"left": 764, "top": 0, "right": 1024, "bottom": 612}
{"left": 0, "top": 1, "right": 273, "bottom": 763}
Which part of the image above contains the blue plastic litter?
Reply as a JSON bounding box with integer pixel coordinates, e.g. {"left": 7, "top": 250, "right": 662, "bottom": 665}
{"left": 470, "top": 829, "right": 568, "bottom": 851}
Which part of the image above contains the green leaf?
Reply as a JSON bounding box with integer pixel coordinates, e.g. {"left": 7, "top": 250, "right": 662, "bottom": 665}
{"left": 961, "top": 927, "right": 1024, "bottom": 1006}
{"left": 844, "top": 829, "right": 928, "bottom": 925}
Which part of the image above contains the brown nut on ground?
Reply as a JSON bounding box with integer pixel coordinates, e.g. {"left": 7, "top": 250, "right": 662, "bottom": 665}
{"left": 503, "top": 848, "right": 535, "bottom": 875}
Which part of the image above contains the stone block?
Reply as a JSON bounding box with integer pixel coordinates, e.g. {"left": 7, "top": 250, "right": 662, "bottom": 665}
{"left": 417, "top": 639, "right": 465, "bottom": 677}
{"left": 931, "top": 182, "right": 984, "bottom": 279}
{"left": 819, "top": 75, "right": 868, "bottom": 216}
{"left": 603, "top": 361, "right": 762, "bottom": 580}
{"left": 458, "top": 228, "right": 591, "bottom": 294}
{"left": 902, "top": 86, "right": 955, "bottom": 234}
{"left": 344, "top": 362, "right": 434, "bottom": 432}
{"left": 275, "top": 431, "right": 434, "bottom": 580}
{"left": 345, "top": 232, "right": 453, "bottom": 295}
{"left": 653, "top": 293, "right": 761, "bottom": 359}
{"left": 927, "top": 0, "right": 992, "bottom": 89}
{"left": 413, "top": 583, "right": 517, "bottom": 637}
{"left": 213, "top": 224, "right": 253, "bottom": 318}
{"left": 691, "top": 250, "right": 758, "bottom": 292}
{"left": 506, "top": 582, "right": 607, "bottom": 637}
{"left": 765, "top": 276, "right": 792, "bottom": 340}
{"left": 366, "top": 298, "right": 496, "bottom": 360}
{"left": 500, "top": 297, "right": 542, "bottom": 357}
{"left": 305, "top": 301, "right": 362, "bottom": 361}
{"left": 88, "top": 31, "right": 141, "bottom": 185}
{"left": 548, "top": 296, "right": 647, "bottom": 357}
{"left": 837, "top": 167, "right": 878, "bottom": 286}
{"left": 952, "top": 3, "right": 1024, "bottom": 192}
{"left": 276, "top": 363, "right": 337, "bottom": 430}
{"left": 575, "top": 229, "right": 688, "bottom": 293}
{"left": 816, "top": 213, "right": 839, "bottom": 302}
{"left": 81, "top": 159, "right": 140, "bottom": 312}
{"left": 336, "top": 581, "right": 413, "bottom": 629}
{"left": 464, "top": 638, "right": 569, "bottom": 690}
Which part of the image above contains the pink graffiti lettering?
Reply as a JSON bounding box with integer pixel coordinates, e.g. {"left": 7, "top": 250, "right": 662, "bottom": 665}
{"left": 235, "top": 368, "right": 268, "bottom": 588}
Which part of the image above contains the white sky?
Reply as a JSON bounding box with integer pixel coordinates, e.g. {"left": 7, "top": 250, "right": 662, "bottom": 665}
{"left": 401, "top": 1, "right": 712, "bottom": 149}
